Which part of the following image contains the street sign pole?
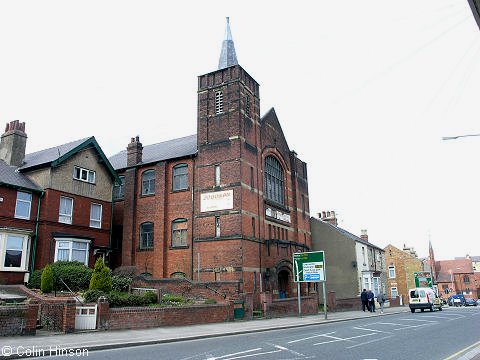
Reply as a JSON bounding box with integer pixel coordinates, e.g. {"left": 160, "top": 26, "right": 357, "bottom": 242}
{"left": 322, "top": 281, "right": 327, "bottom": 319}
{"left": 297, "top": 282, "right": 301, "bottom": 316}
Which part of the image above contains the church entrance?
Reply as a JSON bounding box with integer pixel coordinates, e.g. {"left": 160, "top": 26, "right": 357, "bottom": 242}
{"left": 278, "top": 269, "right": 290, "bottom": 298}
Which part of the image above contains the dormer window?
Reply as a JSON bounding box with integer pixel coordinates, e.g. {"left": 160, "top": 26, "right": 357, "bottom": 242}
{"left": 74, "top": 166, "right": 95, "bottom": 184}
{"left": 215, "top": 91, "right": 223, "bottom": 114}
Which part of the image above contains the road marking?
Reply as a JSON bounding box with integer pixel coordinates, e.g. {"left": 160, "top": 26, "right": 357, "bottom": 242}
{"left": 220, "top": 349, "right": 282, "bottom": 360}
{"left": 346, "top": 335, "right": 394, "bottom": 349}
{"left": 399, "top": 318, "right": 438, "bottom": 323}
{"left": 287, "top": 332, "right": 336, "bottom": 344}
{"left": 353, "top": 326, "right": 392, "bottom": 334}
{"left": 272, "top": 344, "right": 306, "bottom": 357}
{"left": 313, "top": 332, "right": 377, "bottom": 346}
{"left": 205, "top": 348, "right": 262, "bottom": 360}
{"left": 443, "top": 340, "right": 480, "bottom": 360}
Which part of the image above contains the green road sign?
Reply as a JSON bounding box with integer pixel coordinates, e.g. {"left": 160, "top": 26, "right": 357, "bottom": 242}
{"left": 414, "top": 271, "right": 432, "bottom": 287}
{"left": 293, "top": 251, "right": 325, "bottom": 282}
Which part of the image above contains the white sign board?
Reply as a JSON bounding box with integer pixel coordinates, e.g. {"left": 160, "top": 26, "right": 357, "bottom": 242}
{"left": 265, "top": 207, "right": 291, "bottom": 223}
{"left": 200, "top": 190, "right": 233, "bottom": 212}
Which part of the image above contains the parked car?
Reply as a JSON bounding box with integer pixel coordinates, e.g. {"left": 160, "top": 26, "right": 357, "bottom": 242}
{"left": 477, "top": 299, "right": 480, "bottom": 306}
{"left": 447, "top": 294, "right": 465, "bottom": 306}
{"left": 464, "top": 298, "right": 477, "bottom": 306}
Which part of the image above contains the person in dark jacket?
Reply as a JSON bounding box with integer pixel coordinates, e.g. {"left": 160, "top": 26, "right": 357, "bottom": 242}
{"left": 367, "top": 290, "right": 376, "bottom": 312}
{"left": 361, "top": 289, "right": 369, "bottom": 312}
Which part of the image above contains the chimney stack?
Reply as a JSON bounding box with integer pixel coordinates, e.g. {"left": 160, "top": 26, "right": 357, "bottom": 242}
{"left": 319, "top": 210, "right": 338, "bottom": 227}
{"left": 0, "top": 120, "right": 27, "bottom": 167}
{"left": 360, "top": 229, "right": 368, "bottom": 242}
{"left": 127, "top": 136, "right": 143, "bottom": 166}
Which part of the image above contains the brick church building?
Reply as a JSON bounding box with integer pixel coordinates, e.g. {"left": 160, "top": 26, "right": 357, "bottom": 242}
{"left": 110, "top": 19, "right": 311, "bottom": 298}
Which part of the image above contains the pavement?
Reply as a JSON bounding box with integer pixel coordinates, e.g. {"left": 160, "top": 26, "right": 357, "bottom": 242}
{"left": 0, "top": 306, "right": 477, "bottom": 359}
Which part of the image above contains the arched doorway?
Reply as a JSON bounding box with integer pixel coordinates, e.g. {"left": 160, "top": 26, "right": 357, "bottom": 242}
{"left": 278, "top": 269, "right": 290, "bottom": 298}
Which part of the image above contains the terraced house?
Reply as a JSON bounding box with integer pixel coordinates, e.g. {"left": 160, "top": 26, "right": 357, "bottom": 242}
{"left": 0, "top": 120, "right": 120, "bottom": 284}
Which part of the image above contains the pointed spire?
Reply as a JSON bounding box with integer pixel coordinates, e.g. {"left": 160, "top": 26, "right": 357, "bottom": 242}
{"left": 218, "top": 17, "right": 238, "bottom": 70}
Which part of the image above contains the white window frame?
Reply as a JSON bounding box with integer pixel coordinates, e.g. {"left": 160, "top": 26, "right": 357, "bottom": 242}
{"left": 54, "top": 238, "right": 90, "bottom": 266}
{"left": 90, "top": 203, "right": 102, "bottom": 228}
{"left": 388, "top": 265, "right": 396, "bottom": 279}
{"left": 59, "top": 196, "right": 74, "bottom": 224}
{"left": 391, "top": 287, "right": 398, "bottom": 298}
{"left": 0, "top": 232, "right": 30, "bottom": 272}
{"left": 73, "top": 166, "right": 96, "bottom": 184}
{"left": 15, "top": 191, "right": 32, "bottom": 220}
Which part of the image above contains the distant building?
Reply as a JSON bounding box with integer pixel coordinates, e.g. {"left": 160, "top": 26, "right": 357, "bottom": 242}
{"left": 435, "top": 259, "right": 475, "bottom": 300}
{"left": 0, "top": 120, "right": 119, "bottom": 284}
{"left": 384, "top": 244, "right": 423, "bottom": 304}
{"left": 311, "top": 211, "right": 386, "bottom": 305}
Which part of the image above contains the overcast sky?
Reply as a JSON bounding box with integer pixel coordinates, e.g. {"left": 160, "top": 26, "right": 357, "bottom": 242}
{"left": 1, "top": 0, "right": 479, "bottom": 261}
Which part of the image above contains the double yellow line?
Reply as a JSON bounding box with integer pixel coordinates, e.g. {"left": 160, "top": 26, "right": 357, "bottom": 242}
{"left": 444, "top": 340, "right": 480, "bottom": 360}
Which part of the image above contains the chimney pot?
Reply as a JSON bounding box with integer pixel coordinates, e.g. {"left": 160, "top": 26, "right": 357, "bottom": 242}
{"left": 0, "top": 120, "right": 27, "bottom": 167}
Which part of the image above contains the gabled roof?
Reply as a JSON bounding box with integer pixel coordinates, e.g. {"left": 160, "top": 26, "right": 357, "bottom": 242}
{"left": 0, "top": 160, "right": 42, "bottom": 192}
{"left": 109, "top": 134, "right": 197, "bottom": 170}
{"left": 311, "top": 217, "right": 384, "bottom": 251}
{"left": 20, "top": 138, "right": 90, "bottom": 171}
{"left": 435, "top": 259, "right": 473, "bottom": 283}
{"left": 20, "top": 137, "right": 120, "bottom": 184}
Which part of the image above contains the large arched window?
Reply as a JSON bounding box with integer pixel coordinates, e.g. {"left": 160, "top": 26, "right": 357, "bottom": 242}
{"left": 141, "top": 170, "right": 155, "bottom": 195}
{"left": 264, "top": 156, "right": 285, "bottom": 205}
{"left": 140, "top": 222, "right": 154, "bottom": 249}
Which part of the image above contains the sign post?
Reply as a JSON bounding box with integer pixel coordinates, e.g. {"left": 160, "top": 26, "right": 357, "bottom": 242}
{"left": 414, "top": 272, "right": 432, "bottom": 288}
{"left": 293, "top": 251, "right": 327, "bottom": 319}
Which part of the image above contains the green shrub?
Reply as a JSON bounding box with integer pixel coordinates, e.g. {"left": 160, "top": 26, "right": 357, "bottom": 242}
{"left": 104, "top": 291, "right": 158, "bottom": 308}
{"left": 143, "top": 291, "right": 158, "bottom": 304}
{"left": 204, "top": 298, "right": 217, "bottom": 304}
{"left": 111, "top": 274, "right": 132, "bottom": 292}
{"left": 161, "top": 293, "right": 186, "bottom": 305}
{"left": 89, "top": 258, "right": 112, "bottom": 293}
{"left": 82, "top": 289, "right": 108, "bottom": 303}
{"left": 41, "top": 265, "right": 54, "bottom": 293}
{"left": 28, "top": 269, "right": 43, "bottom": 289}
{"left": 51, "top": 261, "right": 93, "bottom": 291}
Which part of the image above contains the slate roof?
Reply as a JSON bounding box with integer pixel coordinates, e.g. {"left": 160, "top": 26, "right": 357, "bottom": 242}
{"left": 109, "top": 134, "right": 197, "bottom": 170}
{"left": 20, "top": 138, "right": 90, "bottom": 171}
{"left": 312, "top": 217, "right": 384, "bottom": 251}
{"left": 0, "top": 160, "right": 42, "bottom": 191}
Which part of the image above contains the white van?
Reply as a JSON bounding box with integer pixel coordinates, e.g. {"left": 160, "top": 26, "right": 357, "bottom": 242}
{"left": 409, "top": 287, "right": 443, "bottom": 313}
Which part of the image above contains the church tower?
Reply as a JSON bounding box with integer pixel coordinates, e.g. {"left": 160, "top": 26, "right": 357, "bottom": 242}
{"left": 195, "top": 18, "right": 263, "bottom": 288}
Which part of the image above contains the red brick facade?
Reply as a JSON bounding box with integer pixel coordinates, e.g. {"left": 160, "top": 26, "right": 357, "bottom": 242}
{"left": 113, "top": 65, "right": 311, "bottom": 301}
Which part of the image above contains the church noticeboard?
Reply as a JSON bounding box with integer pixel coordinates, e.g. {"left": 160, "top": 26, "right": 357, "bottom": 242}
{"left": 200, "top": 190, "right": 233, "bottom": 212}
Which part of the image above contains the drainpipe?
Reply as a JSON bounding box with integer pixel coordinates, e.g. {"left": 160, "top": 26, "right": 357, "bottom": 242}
{"left": 109, "top": 185, "right": 115, "bottom": 264}
{"left": 191, "top": 157, "right": 196, "bottom": 280}
{"left": 30, "top": 190, "right": 45, "bottom": 275}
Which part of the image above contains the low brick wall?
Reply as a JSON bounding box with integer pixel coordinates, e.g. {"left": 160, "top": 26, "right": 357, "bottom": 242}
{"left": 1, "top": 285, "right": 76, "bottom": 333}
{"left": 0, "top": 302, "right": 38, "bottom": 336}
{"left": 133, "top": 276, "right": 241, "bottom": 302}
{"left": 264, "top": 296, "right": 318, "bottom": 318}
{"left": 97, "top": 299, "right": 234, "bottom": 330}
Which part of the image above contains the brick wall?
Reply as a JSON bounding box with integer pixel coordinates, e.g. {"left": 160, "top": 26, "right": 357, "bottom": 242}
{"left": 0, "top": 302, "right": 38, "bottom": 336}
{"left": 2, "top": 285, "right": 76, "bottom": 333}
{"left": 98, "top": 301, "right": 234, "bottom": 330}
{"left": 263, "top": 296, "right": 317, "bottom": 318}
{"left": 133, "top": 276, "right": 241, "bottom": 302}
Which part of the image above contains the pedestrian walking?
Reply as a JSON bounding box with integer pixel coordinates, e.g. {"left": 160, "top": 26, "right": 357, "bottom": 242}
{"left": 361, "top": 289, "right": 368, "bottom": 312}
{"left": 378, "top": 291, "right": 386, "bottom": 313}
{"left": 367, "top": 289, "right": 375, "bottom": 312}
